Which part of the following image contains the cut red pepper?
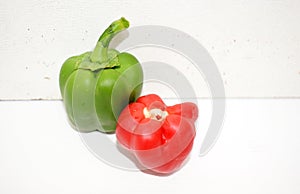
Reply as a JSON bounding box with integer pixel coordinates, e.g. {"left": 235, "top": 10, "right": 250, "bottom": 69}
{"left": 116, "top": 94, "right": 198, "bottom": 174}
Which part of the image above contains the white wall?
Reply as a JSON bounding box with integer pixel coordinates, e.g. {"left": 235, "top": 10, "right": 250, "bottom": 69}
{"left": 0, "top": 0, "right": 300, "bottom": 100}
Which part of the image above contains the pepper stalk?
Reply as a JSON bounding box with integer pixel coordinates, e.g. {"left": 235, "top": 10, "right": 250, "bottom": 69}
{"left": 90, "top": 17, "right": 130, "bottom": 63}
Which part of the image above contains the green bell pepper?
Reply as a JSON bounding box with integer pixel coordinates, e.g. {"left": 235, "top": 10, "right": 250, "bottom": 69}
{"left": 59, "top": 17, "right": 143, "bottom": 133}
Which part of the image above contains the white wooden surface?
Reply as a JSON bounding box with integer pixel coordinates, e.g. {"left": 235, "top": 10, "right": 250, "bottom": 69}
{"left": 1, "top": 0, "right": 300, "bottom": 100}
{"left": 0, "top": 99, "right": 299, "bottom": 193}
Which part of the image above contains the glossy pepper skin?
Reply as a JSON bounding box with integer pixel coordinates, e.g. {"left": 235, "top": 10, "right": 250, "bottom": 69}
{"left": 59, "top": 18, "right": 143, "bottom": 133}
{"left": 116, "top": 94, "right": 198, "bottom": 174}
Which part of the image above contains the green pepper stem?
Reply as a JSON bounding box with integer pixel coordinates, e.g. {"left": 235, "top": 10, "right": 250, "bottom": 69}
{"left": 90, "top": 17, "right": 129, "bottom": 63}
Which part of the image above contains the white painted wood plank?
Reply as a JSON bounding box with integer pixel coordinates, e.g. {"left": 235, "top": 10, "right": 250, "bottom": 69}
{"left": 0, "top": 0, "right": 299, "bottom": 99}
{"left": 0, "top": 99, "right": 299, "bottom": 193}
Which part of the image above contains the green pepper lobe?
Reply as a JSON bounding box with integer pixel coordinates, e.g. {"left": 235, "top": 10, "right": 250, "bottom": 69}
{"left": 59, "top": 17, "right": 143, "bottom": 133}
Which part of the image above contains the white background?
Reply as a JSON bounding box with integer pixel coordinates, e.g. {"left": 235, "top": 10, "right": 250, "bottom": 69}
{"left": 0, "top": 0, "right": 300, "bottom": 193}
{"left": 0, "top": 0, "right": 300, "bottom": 99}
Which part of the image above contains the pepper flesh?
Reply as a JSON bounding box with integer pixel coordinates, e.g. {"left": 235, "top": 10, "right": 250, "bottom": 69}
{"left": 116, "top": 94, "right": 198, "bottom": 174}
{"left": 59, "top": 18, "right": 143, "bottom": 133}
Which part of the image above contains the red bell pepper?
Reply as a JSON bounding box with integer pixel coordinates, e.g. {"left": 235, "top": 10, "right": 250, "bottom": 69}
{"left": 116, "top": 94, "right": 198, "bottom": 174}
